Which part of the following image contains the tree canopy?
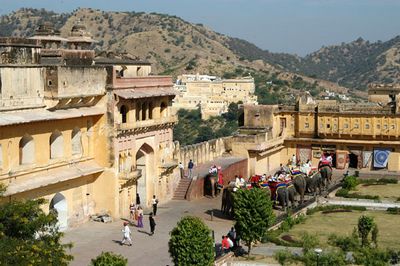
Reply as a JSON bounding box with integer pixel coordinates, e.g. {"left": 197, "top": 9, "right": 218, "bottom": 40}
{"left": 233, "top": 188, "right": 275, "bottom": 255}
{"left": 0, "top": 184, "right": 73, "bottom": 265}
{"left": 168, "top": 216, "right": 214, "bottom": 266}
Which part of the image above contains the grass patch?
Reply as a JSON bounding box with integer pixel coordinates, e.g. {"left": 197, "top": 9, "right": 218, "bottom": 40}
{"left": 353, "top": 183, "right": 400, "bottom": 201}
{"left": 359, "top": 178, "right": 398, "bottom": 185}
{"left": 387, "top": 207, "right": 400, "bottom": 215}
{"left": 282, "top": 210, "right": 400, "bottom": 250}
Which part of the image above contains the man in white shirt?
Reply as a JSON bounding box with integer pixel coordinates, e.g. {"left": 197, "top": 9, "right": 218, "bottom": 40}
{"left": 121, "top": 221, "right": 132, "bottom": 246}
{"left": 178, "top": 162, "right": 184, "bottom": 178}
{"left": 291, "top": 154, "right": 297, "bottom": 167}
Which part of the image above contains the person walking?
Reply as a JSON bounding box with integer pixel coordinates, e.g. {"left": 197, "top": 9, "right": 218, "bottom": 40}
{"left": 121, "top": 221, "right": 132, "bottom": 246}
{"left": 136, "top": 193, "right": 141, "bottom": 205}
{"left": 149, "top": 213, "right": 156, "bottom": 235}
{"left": 152, "top": 195, "right": 159, "bottom": 216}
{"left": 178, "top": 162, "right": 184, "bottom": 178}
{"left": 188, "top": 159, "right": 194, "bottom": 179}
{"left": 137, "top": 206, "right": 143, "bottom": 228}
{"left": 129, "top": 203, "right": 135, "bottom": 221}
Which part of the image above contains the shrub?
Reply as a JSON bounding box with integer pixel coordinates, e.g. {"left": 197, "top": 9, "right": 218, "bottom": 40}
{"left": 274, "top": 249, "right": 292, "bottom": 265}
{"left": 360, "top": 178, "right": 398, "bottom": 185}
{"left": 358, "top": 215, "right": 375, "bottom": 247}
{"left": 169, "top": 216, "right": 214, "bottom": 266}
{"left": 387, "top": 207, "right": 400, "bottom": 215}
{"left": 302, "top": 249, "right": 347, "bottom": 266}
{"left": 306, "top": 205, "right": 366, "bottom": 215}
{"left": 301, "top": 232, "right": 319, "bottom": 253}
{"left": 335, "top": 188, "right": 349, "bottom": 197}
{"left": 164, "top": 48, "right": 171, "bottom": 53}
{"left": 328, "top": 231, "right": 359, "bottom": 252}
{"left": 353, "top": 247, "right": 391, "bottom": 266}
{"left": 90, "top": 252, "right": 127, "bottom": 266}
{"left": 343, "top": 175, "right": 358, "bottom": 190}
{"left": 346, "top": 193, "right": 380, "bottom": 200}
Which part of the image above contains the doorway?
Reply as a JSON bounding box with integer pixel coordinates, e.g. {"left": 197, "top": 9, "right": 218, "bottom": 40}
{"left": 135, "top": 143, "right": 154, "bottom": 207}
{"left": 49, "top": 193, "right": 68, "bottom": 231}
{"left": 349, "top": 153, "right": 358, "bottom": 168}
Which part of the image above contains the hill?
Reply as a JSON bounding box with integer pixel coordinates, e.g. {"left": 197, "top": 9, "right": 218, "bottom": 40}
{"left": 0, "top": 7, "right": 360, "bottom": 103}
{"left": 227, "top": 36, "right": 400, "bottom": 90}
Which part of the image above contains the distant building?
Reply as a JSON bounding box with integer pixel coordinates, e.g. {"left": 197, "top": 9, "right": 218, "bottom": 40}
{"left": 173, "top": 74, "right": 258, "bottom": 119}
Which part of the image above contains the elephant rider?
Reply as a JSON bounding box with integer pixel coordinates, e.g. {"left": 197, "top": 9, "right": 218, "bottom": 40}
{"left": 217, "top": 168, "right": 224, "bottom": 189}
{"left": 250, "top": 175, "right": 261, "bottom": 188}
{"left": 319, "top": 155, "right": 332, "bottom": 171}
{"left": 268, "top": 177, "right": 286, "bottom": 202}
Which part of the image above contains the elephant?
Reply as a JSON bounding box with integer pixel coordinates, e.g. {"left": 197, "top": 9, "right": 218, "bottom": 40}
{"left": 319, "top": 165, "right": 333, "bottom": 188}
{"left": 291, "top": 173, "right": 307, "bottom": 204}
{"left": 269, "top": 183, "right": 290, "bottom": 211}
{"left": 221, "top": 187, "right": 234, "bottom": 216}
{"left": 305, "top": 172, "right": 323, "bottom": 196}
{"left": 287, "top": 184, "right": 297, "bottom": 208}
{"left": 204, "top": 175, "right": 217, "bottom": 197}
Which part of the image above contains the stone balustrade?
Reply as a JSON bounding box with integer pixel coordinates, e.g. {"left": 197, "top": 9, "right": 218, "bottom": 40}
{"left": 173, "top": 137, "right": 232, "bottom": 167}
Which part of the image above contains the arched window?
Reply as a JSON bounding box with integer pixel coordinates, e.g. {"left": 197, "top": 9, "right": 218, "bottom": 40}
{"left": 50, "top": 131, "right": 64, "bottom": 159}
{"left": 160, "top": 102, "right": 167, "bottom": 118}
{"left": 141, "top": 102, "right": 147, "bottom": 121}
{"left": 19, "top": 135, "right": 35, "bottom": 165}
{"left": 71, "top": 128, "right": 82, "bottom": 156}
{"left": 149, "top": 102, "right": 153, "bottom": 120}
{"left": 120, "top": 105, "right": 128, "bottom": 124}
{"left": 136, "top": 102, "right": 141, "bottom": 121}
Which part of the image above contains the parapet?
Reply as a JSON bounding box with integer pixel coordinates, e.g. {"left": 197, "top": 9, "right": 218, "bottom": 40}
{"left": 0, "top": 37, "right": 41, "bottom": 65}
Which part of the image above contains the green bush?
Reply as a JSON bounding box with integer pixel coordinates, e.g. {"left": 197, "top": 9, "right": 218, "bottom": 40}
{"left": 346, "top": 193, "right": 380, "bottom": 200}
{"left": 343, "top": 175, "right": 359, "bottom": 190}
{"left": 387, "top": 207, "right": 400, "bottom": 215}
{"left": 90, "top": 252, "right": 127, "bottom": 266}
{"left": 274, "top": 249, "right": 292, "bottom": 265}
{"left": 169, "top": 216, "right": 214, "bottom": 266}
{"left": 301, "top": 249, "right": 347, "bottom": 266}
{"left": 353, "top": 247, "right": 391, "bottom": 266}
{"left": 328, "top": 231, "right": 359, "bottom": 252}
{"left": 335, "top": 188, "right": 349, "bottom": 197}
{"left": 306, "top": 205, "right": 366, "bottom": 215}
{"left": 301, "top": 232, "right": 319, "bottom": 254}
{"left": 359, "top": 178, "right": 398, "bottom": 184}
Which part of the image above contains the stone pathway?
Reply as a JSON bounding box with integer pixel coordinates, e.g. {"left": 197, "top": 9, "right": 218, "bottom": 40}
{"left": 63, "top": 196, "right": 233, "bottom": 266}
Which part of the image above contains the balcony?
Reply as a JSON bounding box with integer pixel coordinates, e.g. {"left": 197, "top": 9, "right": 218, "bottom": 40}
{"left": 118, "top": 169, "right": 142, "bottom": 181}
{"left": 116, "top": 117, "right": 177, "bottom": 132}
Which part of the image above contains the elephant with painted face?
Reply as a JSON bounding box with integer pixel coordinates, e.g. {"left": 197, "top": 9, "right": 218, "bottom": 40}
{"left": 319, "top": 165, "right": 333, "bottom": 188}
{"left": 305, "top": 172, "right": 323, "bottom": 196}
{"left": 269, "top": 182, "right": 290, "bottom": 211}
{"left": 291, "top": 173, "right": 307, "bottom": 204}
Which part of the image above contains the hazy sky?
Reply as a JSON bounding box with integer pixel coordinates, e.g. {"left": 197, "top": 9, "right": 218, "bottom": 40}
{"left": 1, "top": 0, "right": 399, "bottom": 56}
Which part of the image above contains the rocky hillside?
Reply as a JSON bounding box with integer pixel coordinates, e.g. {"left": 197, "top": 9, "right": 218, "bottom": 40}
{"left": 228, "top": 36, "right": 400, "bottom": 90}
{"left": 0, "top": 8, "right": 362, "bottom": 103}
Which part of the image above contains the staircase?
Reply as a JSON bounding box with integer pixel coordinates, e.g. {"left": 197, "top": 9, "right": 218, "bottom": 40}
{"left": 172, "top": 179, "right": 192, "bottom": 200}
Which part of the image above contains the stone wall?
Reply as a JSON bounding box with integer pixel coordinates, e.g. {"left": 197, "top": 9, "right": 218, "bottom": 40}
{"left": 173, "top": 136, "right": 232, "bottom": 167}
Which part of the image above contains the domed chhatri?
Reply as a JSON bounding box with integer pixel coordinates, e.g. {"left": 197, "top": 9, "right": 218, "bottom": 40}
{"left": 67, "top": 22, "right": 97, "bottom": 50}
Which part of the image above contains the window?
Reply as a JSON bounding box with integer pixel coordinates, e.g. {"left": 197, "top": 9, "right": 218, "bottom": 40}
{"left": 50, "top": 131, "right": 64, "bottom": 159}
{"left": 149, "top": 102, "right": 153, "bottom": 120}
{"left": 377, "top": 124, "right": 381, "bottom": 129}
{"left": 327, "top": 124, "right": 331, "bottom": 129}
{"left": 391, "top": 124, "right": 395, "bottom": 129}
{"left": 160, "top": 102, "right": 167, "bottom": 118}
{"left": 354, "top": 124, "right": 359, "bottom": 129}
{"left": 305, "top": 123, "right": 310, "bottom": 128}
{"left": 365, "top": 124, "right": 370, "bottom": 129}
{"left": 120, "top": 105, "right": 128, "bottom": 124}
{"left": 344, "top": 124, "right": 349, "bottom": 129}
{"left": 71, "top": 128, "right": 82, "bottom": 156}
{"left": 136, "top": 103, "right": 141, "bottom": 121}
{"left": 0, "top": 144, "right": 3, "bottom": 167}
{"left": 19, "top": 135, "right": 35, "bottom": 165}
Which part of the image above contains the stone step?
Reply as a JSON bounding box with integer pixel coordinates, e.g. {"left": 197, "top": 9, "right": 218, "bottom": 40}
{"left": 173, "top": 179, "right": 192, "bottom": 201}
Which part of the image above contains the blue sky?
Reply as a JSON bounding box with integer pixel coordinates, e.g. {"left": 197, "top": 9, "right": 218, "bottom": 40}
{"left": 1, "top": 0, "right": 399, "bottom": 56}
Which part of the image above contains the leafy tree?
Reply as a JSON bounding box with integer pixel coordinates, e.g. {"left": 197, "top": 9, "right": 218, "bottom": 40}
{"left": 222, "top": 102, "right": 239, "bottom": 122}
{"left": 0, "top": 184, "right": 73, "bottom": 265}
{"left": 169, "top": 216, "right": 214, "bottom": 266}
{"left": 371, "top": 224, "right": 379, "bottom": 248}
{"left": 233, "top": 188, "right": 275, "bottom": 255}
{"left": 90, "top": 252, "right": 128, "bottom": 266}
{"left": 358, "top": 215, "right": 375, "bottom": 247}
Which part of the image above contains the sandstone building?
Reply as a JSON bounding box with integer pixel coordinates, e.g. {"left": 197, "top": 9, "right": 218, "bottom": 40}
{"left": 0, "top": 24, "right": 180, "bottom": 229}
{"left": 173, "top": 74, "right": 258, "bottom": 119}
{"left": 233, "top": 90, "right": 400, "bottom": 176}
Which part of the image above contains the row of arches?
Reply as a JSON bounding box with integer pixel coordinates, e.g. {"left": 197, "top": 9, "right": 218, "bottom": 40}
{"left": 119, "top": 102, "right": 168, "bottom": 124}
{"left": 19, "top": 128, "right": 82, "bottom": 165}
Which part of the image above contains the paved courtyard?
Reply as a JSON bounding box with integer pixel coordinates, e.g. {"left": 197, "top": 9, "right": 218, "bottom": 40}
{"left": 63, "top": 196, "right": 233, "bottom": 266}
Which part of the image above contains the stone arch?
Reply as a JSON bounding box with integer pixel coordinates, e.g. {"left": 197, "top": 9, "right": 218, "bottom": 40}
{"left": 49, "top": 192, "right": 68, "bottom": 231}
{"left": 135, "top": 143, "right": 155, "bottom": 207}
{"left": 50, "top": 131, "right": 64, "bottom": 159}
{"left": 19, "top": 134, "right": 35, "bottom": 165}
{"left": 71, "top": 127, "right": 82, "bottom": 156}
